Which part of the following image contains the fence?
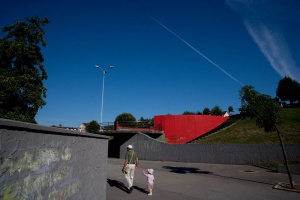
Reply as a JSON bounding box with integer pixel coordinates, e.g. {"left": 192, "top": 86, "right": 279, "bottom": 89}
{"left": 102, "top": 121, "right": 162, "bottom": 131}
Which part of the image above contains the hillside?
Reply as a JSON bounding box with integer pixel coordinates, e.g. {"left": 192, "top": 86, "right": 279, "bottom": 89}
{"left": 191, "top": 108, "right": 300, "bottom": 144}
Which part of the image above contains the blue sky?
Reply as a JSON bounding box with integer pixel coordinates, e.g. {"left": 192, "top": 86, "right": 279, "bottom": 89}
{"left": 1, "top": 0, "right": 300, "bottom": 127}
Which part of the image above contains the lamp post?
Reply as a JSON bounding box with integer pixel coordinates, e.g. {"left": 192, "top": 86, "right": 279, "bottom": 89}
{"left": 95, "top": 65, "right": 113, "bottom": 128}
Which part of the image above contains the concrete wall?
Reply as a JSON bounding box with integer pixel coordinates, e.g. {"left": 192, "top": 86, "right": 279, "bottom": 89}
{"left": 120, "top": 133, "right": 300, "bottom": 165}
{"left": 0, "top": 118, "right": 109, "bottom": 200}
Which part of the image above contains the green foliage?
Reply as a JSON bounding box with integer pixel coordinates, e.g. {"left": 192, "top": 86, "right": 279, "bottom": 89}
{"left": 210, "top": 105, "right": 223, "bottom": 116}
{"left": 139, "top": 117, "right": 154, "bottom": 125}
{"left": 202, "top": 107, "right": 210, "bottom": 115}
{"left": 138, "top": 117, "right": 154, "bottom": 128}
{"left": 254, "top": 94, "right": 280, "bottom": 132}
{"left": 0, "top": 16, "right": 50, "bottom": 123}
{"left": 239, "top": 85, "right": 280, "bottom": 132}
{"left": 139, "top": 117, "right": 153, "bottom": 122}
{"left": 276, "top": 76, "right": 300, "bottom": 105}
{"left": 182, "top": 111, "right": 195, "bottom": 115}
{"left": 239, "top": 85, "right": 258, "bottom": 117}
{"left": 228, "top": 106, "right": 234, "bottom": 113}
{"left": 115, "top": 112, "right": 137, "bottom": 127}
{"left": 85, "top": 120, "right": 100, "bottom": 133}
{"left": 157, "top": 137, "right": 168, "bottom": 143}
{"left": 192, "top": 108, "right": 300, "bottom": 144}
{"left": 115, "top": 112, "right": 136, "bottom": 122}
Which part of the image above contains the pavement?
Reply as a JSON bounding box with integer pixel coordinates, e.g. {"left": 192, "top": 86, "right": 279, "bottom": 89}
{"left": 106, "top": 158, "right": 300, "bottom": 200}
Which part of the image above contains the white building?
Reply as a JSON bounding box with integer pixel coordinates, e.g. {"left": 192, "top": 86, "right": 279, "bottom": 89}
{"left": 78, "top": 123, "right": 88, "bottom": 132}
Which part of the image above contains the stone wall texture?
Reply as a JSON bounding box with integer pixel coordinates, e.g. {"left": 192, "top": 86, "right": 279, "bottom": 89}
{"left": 120, "top": 133, "right": 300, "bottom": 165}
{"left": 0, "top": 118, "right": 109, "bottom": 200}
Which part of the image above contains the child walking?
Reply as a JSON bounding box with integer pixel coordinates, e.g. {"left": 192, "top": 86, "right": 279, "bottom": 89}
{"left": 143, "top": 168, "right": 155, "bottom": 195}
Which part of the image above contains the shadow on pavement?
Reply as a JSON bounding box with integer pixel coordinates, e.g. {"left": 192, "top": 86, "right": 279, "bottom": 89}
{"left": 107, "top": 179, "right": 129, "bottom": 193}
{"left": 163, "top": 166, "right": 212, "bottom": 174}
{"left": 133, "top": 186, "right": 148, "bottom": 194}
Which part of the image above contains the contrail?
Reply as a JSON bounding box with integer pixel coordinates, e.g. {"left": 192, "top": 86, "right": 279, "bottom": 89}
{"left": 151, "top": 16, "right": 244, "bottom": 86}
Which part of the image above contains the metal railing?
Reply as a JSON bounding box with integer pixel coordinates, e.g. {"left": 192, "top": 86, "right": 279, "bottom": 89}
{"left": 99, "top": 121, "right": 162, "bottom": 131}
{"left": 99, "top": 122, "right": 115, "bottom": 130}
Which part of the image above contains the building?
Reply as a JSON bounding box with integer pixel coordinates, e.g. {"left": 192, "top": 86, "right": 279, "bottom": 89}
{"left": 78, "top": 123, "right": 89, "bottom": 132}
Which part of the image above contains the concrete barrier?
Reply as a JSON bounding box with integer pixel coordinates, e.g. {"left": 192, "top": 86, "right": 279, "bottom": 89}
{"left": 0, "top": 118, "right": 109, "bottom": 200}
{"left": 120, "top": 133, "right": 300, "bottom": 165}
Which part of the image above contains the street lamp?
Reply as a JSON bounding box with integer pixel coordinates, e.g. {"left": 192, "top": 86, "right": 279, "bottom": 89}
{"left": 95, "top": 65, "right": 113, "bottom": 127}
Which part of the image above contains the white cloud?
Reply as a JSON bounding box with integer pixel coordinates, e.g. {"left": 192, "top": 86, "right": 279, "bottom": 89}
{"left": 226, "top": 0, "right": 300, "bottom": 82}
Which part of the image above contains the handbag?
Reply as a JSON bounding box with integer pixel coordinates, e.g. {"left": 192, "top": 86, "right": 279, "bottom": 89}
{"left": 124, "top": 165, "right": 129, "bottom": 173}
{"left": 124, "top": 151, "right": 133, "bottom": 174}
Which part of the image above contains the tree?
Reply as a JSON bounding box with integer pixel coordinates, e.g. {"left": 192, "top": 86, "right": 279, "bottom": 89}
{"left": 116, "top": 112, "right": 136, "bottom": 122}
{"left": 115, "top": 112, "right": 136, "bottom": 126}
{"left": 139, "top": 117, "right": 154, "bottom": 128}
{"left": 239, "top": 85, "right": 258, "bottom": 118}
{"left": 239, "top": 85, "right": 295, "bottom": 189}
{"left": 210, "top": 106, "right": 223, "bottom": 116}
{"left": 276, "top": 76, "right": 300, "bottom": 106}
{"left": 228, "top": 106, "right": 234, "bottom": 114}
{"left": 116, "top": 112, "right": 136, "bottom": 127}
{"left": 202, "top": 107, "right": 210, "bottom": 115}
{"left": 85, "top": 120, "right": 100, "bottom": 133}
{"left": 139, "top": 117, "right": 153, "bottom": 123}
{"left": 182, "top": 111, "right": 195, "bottom": 115}
{"left": 0, "top": 16, "right": 50, "bottom": 123}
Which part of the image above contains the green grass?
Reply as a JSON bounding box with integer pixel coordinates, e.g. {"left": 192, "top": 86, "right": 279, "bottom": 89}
{"left": 192, "top": 108, "right": 300, "bottom": 144}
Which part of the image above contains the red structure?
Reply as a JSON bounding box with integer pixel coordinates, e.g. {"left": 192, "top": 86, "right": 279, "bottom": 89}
{"left": 154, "top": 115, "right": 229, "bottom": 144}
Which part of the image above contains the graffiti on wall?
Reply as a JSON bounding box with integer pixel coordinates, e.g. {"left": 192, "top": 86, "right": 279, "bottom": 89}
{"left": 0, "top": 147, "right": 80, "bottom": 199}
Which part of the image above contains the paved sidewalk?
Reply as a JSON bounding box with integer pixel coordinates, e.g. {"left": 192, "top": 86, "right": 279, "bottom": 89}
{"left": 106, "top": 158, "right": 300, "bottom": 200}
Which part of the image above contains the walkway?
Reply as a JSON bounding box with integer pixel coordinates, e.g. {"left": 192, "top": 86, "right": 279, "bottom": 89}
{"left": 107, "top": 158, "right": 300, "bottom": 200}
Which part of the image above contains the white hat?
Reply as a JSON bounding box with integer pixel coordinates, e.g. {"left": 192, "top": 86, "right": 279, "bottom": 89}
{"left": 148, "top": 168, "right": 154, "bottom": 174}
{"left": 127, "top": 145, "right": 133, "bottom": 149}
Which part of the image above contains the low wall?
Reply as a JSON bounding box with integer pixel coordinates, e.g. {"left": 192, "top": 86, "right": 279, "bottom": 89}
{"left": 0, "top": 118, "right": 109, "bottom": 200}
{"left": 120, "top": 133, "right": 300, "bottom": 165}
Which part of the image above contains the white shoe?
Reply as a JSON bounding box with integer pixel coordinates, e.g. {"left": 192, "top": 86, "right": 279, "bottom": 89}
{"left": 148, "top": 193, "right": 152, "bottom": 196}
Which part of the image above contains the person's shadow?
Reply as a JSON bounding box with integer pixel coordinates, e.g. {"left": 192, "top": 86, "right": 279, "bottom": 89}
{"left": 107, "top": 179, "right": 148, "bottom": 194}
{"left": 107, "top": 179, "right": 129, "bottom": 193}
{"left": 132, "top": 186, "right": 148, "bottom": 194}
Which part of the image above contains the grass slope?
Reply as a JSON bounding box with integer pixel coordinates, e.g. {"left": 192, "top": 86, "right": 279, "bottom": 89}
{"left": 192, "top": 108, "right": 300, "bottom": 144}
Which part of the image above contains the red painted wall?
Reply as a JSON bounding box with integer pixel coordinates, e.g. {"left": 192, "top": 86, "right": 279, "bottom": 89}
{"left": 154, "top": 115, "right": 228, "bottom": 144}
